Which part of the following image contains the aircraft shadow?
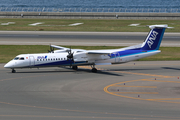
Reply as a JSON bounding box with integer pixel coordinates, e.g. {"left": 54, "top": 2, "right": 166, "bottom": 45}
{"left": 74, "top": 68, "right": 123, "bottom": 76}
{"left": 162, "top": 67, "right": 180, "bottom": 71}
{"left": 14, "top": 70, "right": 73, "bottom": 73}
{"left": 94, "top": 70, "right": 123, "bottom": 76}
{"left": 12, "top": 68, "right": 122, "bottom": 76}
{"left": 105, "top": 68, "right": 157, "bottom": 71}
{"left": 10, "top": 67, "right": 159, "bottom": 76}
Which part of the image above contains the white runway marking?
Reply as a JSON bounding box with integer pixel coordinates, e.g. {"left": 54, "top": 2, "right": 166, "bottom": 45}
{"left": 128, "top": 24, "right": 140, "bottom": 26}
{"left": 1, "top": 22, "right": 15, "bottom": 26}
{"left": 29, "top": 22, "right": 44, "bottom": 26}
{"left": 68, "top": 23, "right": 84, "bottom": 26}
{"left": 29, "top": 22, "right": 84, "bottom": 26}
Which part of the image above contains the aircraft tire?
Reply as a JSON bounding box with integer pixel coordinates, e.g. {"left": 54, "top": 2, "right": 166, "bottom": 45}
{"left": 72, "top": 66, "right": 78, "bottom": 70}
{"left": 12, "top": 69, "right": 16, "bottom": 73}
{"left": 92, "top": 68, "right": 97, "bottom": 73}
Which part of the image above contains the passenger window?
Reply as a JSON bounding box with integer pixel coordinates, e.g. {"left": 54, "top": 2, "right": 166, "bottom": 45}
{"left": 61, "top": 58, "right": 63, "bottom": 60}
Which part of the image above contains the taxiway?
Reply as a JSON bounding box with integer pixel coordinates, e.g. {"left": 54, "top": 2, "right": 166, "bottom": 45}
{"left": 1, "top": 61, "right": 180, "bottom": 120}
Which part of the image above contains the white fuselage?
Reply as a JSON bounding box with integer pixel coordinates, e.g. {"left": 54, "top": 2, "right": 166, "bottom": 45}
{"left": 4, "top": 50, "right": 160, "bottom": 69}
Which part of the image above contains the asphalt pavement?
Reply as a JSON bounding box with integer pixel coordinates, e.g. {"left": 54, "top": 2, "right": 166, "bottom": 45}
{"left": 1, "top": 61, "right": 180, "bottom": 120}
{"left": 0, "top": 31, "right": 180, "bottom": 46}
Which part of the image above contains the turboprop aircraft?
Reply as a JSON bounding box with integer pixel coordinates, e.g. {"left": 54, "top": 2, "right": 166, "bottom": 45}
{"left": 4, "top": 25, "right": 170, "bottom": 73}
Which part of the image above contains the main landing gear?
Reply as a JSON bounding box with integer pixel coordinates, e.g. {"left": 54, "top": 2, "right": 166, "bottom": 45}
{"left": 72, "top": 66, "right": 78, "bottom": 70}
{"left": 91, "top": 65, "right": 97, "bottom": 73}
{"left": 12, "top": 69, "right": 16, "bottom": 73}
{"left": 91, "top": 68, "right": 97, "bottom": 73}
{"left": 72, "top": 65, "right": 97, "bottom": 73}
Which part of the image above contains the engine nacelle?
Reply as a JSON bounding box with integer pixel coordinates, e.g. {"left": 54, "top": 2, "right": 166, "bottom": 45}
{"left": 73, "top": 52, "right": 88, "bottom": 62}
{"left": 54, "top": 50, "right": 67, "bottom": 53}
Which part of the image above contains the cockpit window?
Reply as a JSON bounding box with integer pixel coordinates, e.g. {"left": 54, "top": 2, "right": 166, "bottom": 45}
{"left": 19, "top": 57, "right": 24, "bottom": 60}
{"left": 14, "top": 57, "right": 24, "bottom": 60}
{"left": 14, "top": 57, "right": 19, "bottom": 60}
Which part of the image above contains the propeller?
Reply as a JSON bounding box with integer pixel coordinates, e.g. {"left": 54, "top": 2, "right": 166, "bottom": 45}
{"left": 48, "top": 45, "right": 54, "bottom": 53}
{"left": 67, "top": 47, "right": 74, "bottom": 67}
{"left": 67, "top": 47, "right": 74, "bottom": 60}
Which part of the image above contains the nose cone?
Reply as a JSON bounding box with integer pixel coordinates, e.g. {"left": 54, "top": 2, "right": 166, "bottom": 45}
{"left": 4, "top": 61, "right": 14, "bottom": 68}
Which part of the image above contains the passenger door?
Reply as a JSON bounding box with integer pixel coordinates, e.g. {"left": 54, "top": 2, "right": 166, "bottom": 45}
{"left": 29, "top": 56, "right": 35, "bottom": 66}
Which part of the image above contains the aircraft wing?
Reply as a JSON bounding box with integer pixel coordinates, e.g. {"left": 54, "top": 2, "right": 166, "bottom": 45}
{"left": 87, "top": 51, "right": 111, "bottom": 55}
{"left": 51, "top": 45, "right": 68, "bottom": 50}
{"left": 51, "top": 45, "right": 86, "bottom": 52}
{"left": 87, "top": 43, "right": 143, "bottom": 55}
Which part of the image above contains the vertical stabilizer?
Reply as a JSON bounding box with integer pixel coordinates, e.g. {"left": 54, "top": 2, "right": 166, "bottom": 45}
{"left": 141, "top": 25, "right": 168, "bottom": 50}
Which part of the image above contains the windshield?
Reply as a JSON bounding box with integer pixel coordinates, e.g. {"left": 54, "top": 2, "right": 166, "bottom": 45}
{"left": 14, "top": 57, "right": 19, "bottom": 60}
{"left": 19, "top": 57, "right": 24, "bottom": 60}
{"left": 14, "top": 57, "right": 24, "bottom": 60}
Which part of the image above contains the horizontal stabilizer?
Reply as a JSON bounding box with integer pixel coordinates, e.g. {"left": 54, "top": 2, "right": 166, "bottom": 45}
{"left": 148, "top": 24, "right": 169, "bottom": 29}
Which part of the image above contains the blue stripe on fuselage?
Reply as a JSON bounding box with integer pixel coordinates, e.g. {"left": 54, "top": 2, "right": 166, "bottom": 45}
{"left": 34, "top": 60, "right": 86, "bottom": 67}
{"left": 110, "top": 49, "right": 157, "bottom": 59}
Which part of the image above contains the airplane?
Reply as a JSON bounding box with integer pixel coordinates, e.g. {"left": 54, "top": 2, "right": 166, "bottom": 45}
{"left": 4, "top": 24, "right": 170, "bottom": 73}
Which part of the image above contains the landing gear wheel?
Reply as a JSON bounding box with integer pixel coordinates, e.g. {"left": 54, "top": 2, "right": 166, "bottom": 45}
{"left": 12, "top": 69, "right": 16, "bottom": 73}
{"left": 72, "top": 66, "right": 78, "bottom": 70}
{"left": 92, "top": 68, "right": 97, "bottom": 73}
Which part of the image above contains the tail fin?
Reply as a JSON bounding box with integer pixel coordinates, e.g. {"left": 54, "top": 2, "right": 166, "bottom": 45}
{"left": 141, "top": 25, "right": 169, "bottom": 50}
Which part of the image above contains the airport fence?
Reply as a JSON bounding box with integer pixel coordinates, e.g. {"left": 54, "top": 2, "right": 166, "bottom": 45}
{"left": 0, "top": 7, "right": 180, "bottom": 13}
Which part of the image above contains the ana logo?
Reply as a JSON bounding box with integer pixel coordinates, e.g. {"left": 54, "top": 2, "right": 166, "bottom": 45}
{"left": 37, "top": 56, "right": 47, "bottom": 59}
{"left": 147, "top": 31, "right": 158, "bottom": 48}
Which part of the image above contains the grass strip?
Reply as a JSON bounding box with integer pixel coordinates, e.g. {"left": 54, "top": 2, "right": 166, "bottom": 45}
{"left": 0, "top": 18, "right": 180, "bottom": 32}
{"left": 0, "top": 45, "right": 180, "bottom": 63}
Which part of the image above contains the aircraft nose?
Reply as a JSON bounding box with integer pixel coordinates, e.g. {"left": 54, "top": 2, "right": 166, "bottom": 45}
{"left": 4, "top": 61, "right": 14, "bottom": 68}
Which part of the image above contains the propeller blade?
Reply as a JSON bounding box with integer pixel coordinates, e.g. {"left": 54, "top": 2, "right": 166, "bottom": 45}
{"left": 48, "top": 44, "right": 55, "bottom": 53}
{"left": 67, "top": 46, "right": 74, "bottom": 60}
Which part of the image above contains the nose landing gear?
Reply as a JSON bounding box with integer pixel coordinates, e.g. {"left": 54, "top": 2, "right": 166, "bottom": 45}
{"left": 12, "top": 69, "right": 16, "bottom": 73}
